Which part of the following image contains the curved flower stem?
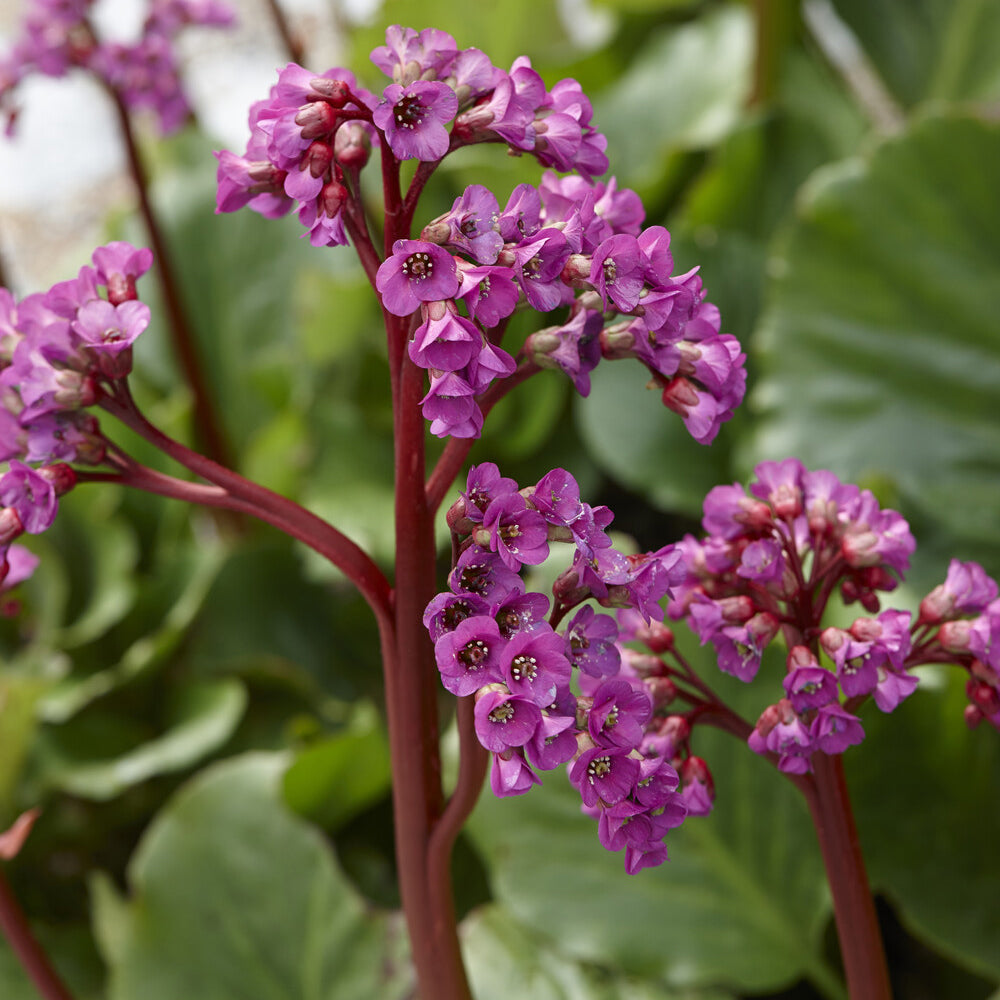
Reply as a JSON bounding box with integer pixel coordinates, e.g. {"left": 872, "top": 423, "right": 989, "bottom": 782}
{"left": 800, "top": 754, "right": 892, "bottom": 1000}
{"left": 97, "top": 385, "right": 392, "bottom": 624}
{"left": 0, "top": 867, "right": 74, "bottom": 1000}
{"left": 105, "top": 85, "right": 234, "bottom": 471}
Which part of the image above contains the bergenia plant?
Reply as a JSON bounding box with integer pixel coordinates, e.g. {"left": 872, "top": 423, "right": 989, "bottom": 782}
{"left": 0, "top": 14, "right": 996, "bottom": 1000}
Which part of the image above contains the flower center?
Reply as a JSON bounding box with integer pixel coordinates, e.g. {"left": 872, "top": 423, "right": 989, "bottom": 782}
{"left": 458, "top": 639, "right": 489, "bottom": 669}
{"left": 393, "top": 94, "right": 426, "bottom": 130}
{"left": 489, "top": 703, "right": 515, "bottom": 724}
{"left": 588, "top": 755, "right": 612, "bottom": 783}
{"left": 402, "top": 252, "right": 433, "bottom": 282}
{"left": 510, "top": 654, "right": 537, "bottom": 683}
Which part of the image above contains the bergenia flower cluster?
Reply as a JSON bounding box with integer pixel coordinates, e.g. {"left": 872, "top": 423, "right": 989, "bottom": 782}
{"left": 425, "top": 463, "right": 705, "bottom": 874}
{"left": 0, "top": 241, "right": 157, "bottom": 592}
{"left": 0, "top": 0, "right": 234, "bottom": 135}
{"left": 664, "top": 458, "right": 1000, "bottom": 772}
{"left": 216, "top": 25, "right": 745, "bottom": 443}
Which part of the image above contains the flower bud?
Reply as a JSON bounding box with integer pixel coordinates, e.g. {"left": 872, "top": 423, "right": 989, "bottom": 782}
{"left": 787, "top": 645, "right": 819, "bottom": 670}
{"left": 0, "top": 507, "right": 23, "bottom": 545}
{"left": 319, "top": 180, "right": 348, "bottom": 218}
{"left": 38, "top": 463, "right": 76, "bottom": 497}
{"left": 295, "top": 101, "right": 338, "bottom": 139}
{"left": 303, "top": 140, "right": 335, "bottom": 178}
{"left": 334, "top": 122, "right": 372, "bottom": 170}
{"left": 646, "top": 675, "right": 677, "bottom": 709}
{"left": 308, "top": 78, "right": 351, "bottom": 106}
{"left": 657, "top": 714, "right": 690, "bottom": 747}
{"left": 635, "top": 620, "right": 674, "bottom": 653}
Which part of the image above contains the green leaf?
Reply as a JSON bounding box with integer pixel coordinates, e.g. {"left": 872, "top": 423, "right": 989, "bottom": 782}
{"left": 282, "top": 702, "right": 391, "bottom": 830}
{"left": 596, "top": 6, "right": 753, "bottom": 192}
{"left": 466, "top": 651, "right": 844, "bottom": 997}
{"left": 37, "top": 678, "right": 247, "bottom": 800}
{"left": 575, "top": 357, "right": 733, "bottom": 518}
{"left": 97, "top": 753, "right": 412, "bottom": 1000}
{"left": 0, "top": 674, "right": 52, "bottom": 817}
{"left": 744, "top": 112, "right": 1000, "bottom": 570}
{"left": 38, "top": 541, "right": 227, "bottom": 723}
{"left": 829, "top": 0, "right": 1000, "bottom": 106}
{"left": 462, "top": 904, "right": 736, "bottom": 1000}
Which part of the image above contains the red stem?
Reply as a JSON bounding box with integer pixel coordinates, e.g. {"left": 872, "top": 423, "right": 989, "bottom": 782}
{"left": 106, "top": 85, "right": 234, "bottom": 471}
{"left": 0, "top": 867, "right": 74, "bottom": 1000}
{"left": 801, "top": 755, "right": 892, "bottom": 999}
{"left": 97, "top": 388, "right": 392, "bottom": 623}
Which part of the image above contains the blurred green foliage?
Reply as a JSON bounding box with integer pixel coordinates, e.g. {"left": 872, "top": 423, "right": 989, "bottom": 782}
{"left": 1, "top": 0, "right": 998, "bottom": 998}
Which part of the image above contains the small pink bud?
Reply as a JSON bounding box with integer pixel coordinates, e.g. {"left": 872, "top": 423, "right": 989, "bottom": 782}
{"left": 660, "top": 375, "right": 699, "bottom": 414}
{"left": 38, "top": 463, "right": 76, "bottom": 497}
{"left": 717, "top": 595, "right": 754, "bottom": 624}
{"left": 658, "top": 714, "right": 690, "bottom": 746}
{"left": 820, "top": 627, "right": 849, "bottom": 657}
{"left": 787, "top": 645, "right": 819, "bottom": 670}
{"left": 106, "top": 274, "right": 137, "bottom": 305}
{"left": 319, "top": 180, "right": 348, "bottom": 218}
{"left": 0, "top": 507, "right": 23, "bottom": 545}
{"left": 334, "top": 122, "right": 371, "bottom": 169}
{"left": 680, "top": 756, "right": 714, "bottom": 798}
{"left": 446, "top": 498, "right": 473, "bottom": 534}
{"left": 295, "top": 101, "right": 338, "bottom": 139}
{"left": 303, "top": 141, "right": 335, "bottom": 178}
{"left": 849, "top": 617, "right": 882, "bottom": 642}
{"left": 308, "top": 78, "right": 351, "bottom": 106}
{"left": 552, "top": 567, "right": 586, "bottom": 605}
{"left": 964, "top": 703, "right": 984, "bottom": 729}
{"left": 646, "top": 675, "right": 677, "bottom": 708}
{"left": 636, "top": 620, "right": 674, "bottom": 654}
{"left": 938, "top": 620, "right": 972, "bottom": 653}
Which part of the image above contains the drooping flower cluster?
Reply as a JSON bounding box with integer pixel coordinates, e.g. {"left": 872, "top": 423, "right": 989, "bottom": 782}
{"left": 0, "top": 240, "right": 157, "bottom": 602}
{"left": 0, "top": 0, "right": 234, "bottom": 135}
{"left": 0, "top": 241, "right": 155, "bottom": 468}
{"left": 915, "top": 559, "right": 1000, "bottom": 732}
{"left": 216, "top": 25, "right": 746, "bottom": 443}
{"left": 425, "top": 463, "right": 699, "bottom": 873}
{"left": 665, "top": 458, "right": 1000, "bottom": 771}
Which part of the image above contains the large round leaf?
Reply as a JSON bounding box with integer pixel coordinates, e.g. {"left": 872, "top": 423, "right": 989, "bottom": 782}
{"left": 745, "top": 112, "right": 1000, "bottom": 573}
{"left": 95, "top": 753, "right": 411, "bottom": 1000}
{"left": 847, "top": 670, "right": 1000, "bottom": 982}
{"left": 466, "top": 653, "right": 844, "bottom": 998}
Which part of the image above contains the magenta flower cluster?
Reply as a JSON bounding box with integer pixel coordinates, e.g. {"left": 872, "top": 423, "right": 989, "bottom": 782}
{"left": 378, "top": 174, "right": 743, "bottom": 441}
{"left": 665, "top": 458, "right": 1000, "bottom": 771}
{"left": 0, "top": 0, "right": 233, "bottom": 135}
{"left": 425, "top": 463, "right": 705, "bottom": 873}
{"left": 215, "top": 25, "right": 745, "bottom": 443}
{"left": 0, "top": 240, "right": 154, "bottom": 466}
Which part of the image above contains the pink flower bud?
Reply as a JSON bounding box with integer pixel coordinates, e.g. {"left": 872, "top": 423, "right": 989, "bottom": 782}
{"left": 38, "top": 463, "right": 76, "bottom": 497}
{"left": 787, "top": 645, "right": 819, "bottom": 670}
{"left": 308, "top": 78, "right": 351, "bottom": 106}
{"left": 0, "top": 507, "right": 23, "bottom": 545}
{"left": 295, "top": 101, "right": 339, "bottom": 139}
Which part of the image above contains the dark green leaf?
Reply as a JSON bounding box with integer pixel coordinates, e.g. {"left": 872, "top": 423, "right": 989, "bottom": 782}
{"left": 95, "top": 753, "right": 412, "bottom": 1000}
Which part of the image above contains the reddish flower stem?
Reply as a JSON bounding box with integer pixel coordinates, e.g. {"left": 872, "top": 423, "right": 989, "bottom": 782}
{"left": 0, "top": 867, "right": 75, "bottom": 1000}
{"left": 97, "top": 387, "right": 392, "bottom": 623}
{"left": 800, "top": 754, "right": 892, "bottom": 1000}
{"left": 106, "top": 85, "right": 234, "bottom": 472}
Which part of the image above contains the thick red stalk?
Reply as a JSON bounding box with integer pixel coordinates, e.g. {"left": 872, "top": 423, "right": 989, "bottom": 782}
{"left": 0, "top": 868, "right": 74, "bottom": 1000}
{"left": 106, "top": 85, "right": 234, "bottom": 471}
{"left": 801, "top": 755, "right": 892, "bottom": 999}
{"left": 386, "top": 350, "right": 472, "bottom": 1000}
